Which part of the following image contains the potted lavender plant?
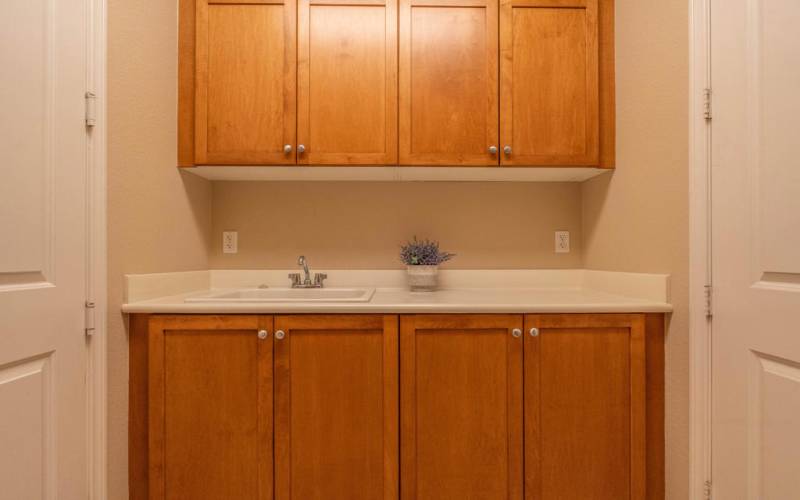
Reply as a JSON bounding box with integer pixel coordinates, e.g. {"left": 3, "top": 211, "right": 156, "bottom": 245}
{"left": 400, "top": 237, "right": 455, "bottom": 292}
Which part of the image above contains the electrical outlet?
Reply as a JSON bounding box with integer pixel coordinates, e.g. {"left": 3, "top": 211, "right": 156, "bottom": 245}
{"left": 555, "top": 231, "right": 570, "bottom": 253}
{"left": 222, "top": 231, "right": 238, "bottom": 254}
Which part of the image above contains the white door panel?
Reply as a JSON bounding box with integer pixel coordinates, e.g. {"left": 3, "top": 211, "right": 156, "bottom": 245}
{"left": 749, "top": 353, "right": 800, "bottom": 499}
{"left": 0, "top": 0, "right": 90, "bottom": 498}
{"left": 757, "top": 1, "right": 800, "bottom": 277}
{"left": 0, "top": 0, "right": 52, "bottom": 282}
{"left": 712, "top": 0, "right": 800, "bottom": 498}
{"left": 0, "top": 356, "right": 52, "bottom": 500}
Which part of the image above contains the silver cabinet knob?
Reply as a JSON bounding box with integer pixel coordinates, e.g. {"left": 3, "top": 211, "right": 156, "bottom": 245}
{"left": 297, "top": 144, "right": 306, "bottom": 154}
{"left": 529, "top": 327, "right": 539, "bottom": 337}
{"left": 283, "top": 144, "right": 292, "bottom": 154}
{"left": 512, "top": 328, "right": 522, "bottom": 338}
{"left": 488, "top": 145, "right": 498, "bottom": 155}
{"left": 503, "top": 145, "right": 512, "bottom": 155}
{"left": 275, "top": 330, "right": 285, "bottom": 340}
{"left": 258, "top": 330, "right": 268, "bottom": 340}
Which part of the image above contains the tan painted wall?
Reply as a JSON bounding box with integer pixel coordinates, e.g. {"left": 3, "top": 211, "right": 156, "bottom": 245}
{"left": 582, "top": 0, "right": 690, "bottom": 498}
{"left": 106, "top": 0, "right": 213, "bottom": 498}
{"left": 106, "top": 0, "right": 689, "bottom": 499}
{"left": 210, "top": 181, "right": 583, "bottom": 269}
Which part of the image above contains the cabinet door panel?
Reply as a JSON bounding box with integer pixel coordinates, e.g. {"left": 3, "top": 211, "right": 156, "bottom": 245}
{"left": 298, "top": 0, "right": 397, "bottom": 164}
{"left": 148, "top": 315, "right": 273, "bottom": 500}
{"left": 399, "top": 0, "right": 498, "bottom": 165}
{"left": 524, "top": 314, "right": 646, "bottom": 500}
{"left": 195, "top": 0, "right": 296, "bottom": 164}
{"left": 500, "top": 0, "right": 599, "bottom": 165}
{"left": 401, "top": 315, "right": 523, "bottom": 500}
{"left": 274, "top": 315, "right": 398, "bottom": 500}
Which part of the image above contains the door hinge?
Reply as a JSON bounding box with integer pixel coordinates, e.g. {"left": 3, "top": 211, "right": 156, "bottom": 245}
{"left": 703, "top": 88, "right": 712, "bottom": 121}
{"left": 704, "top": 285, "right": 713, "bottom": 318}
{"left": 704, "top": 479, "right": 712, "bottom": 500}
{"left": 85, "top": 300, "right": 96, "bottom": 336}
{"left": 85, "top": 91, "right": 96, "bottom": 128}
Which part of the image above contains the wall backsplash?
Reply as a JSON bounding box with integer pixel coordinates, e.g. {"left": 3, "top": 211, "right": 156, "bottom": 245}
{"left": 210, "top": 181, "right": 584, "bottom": 270}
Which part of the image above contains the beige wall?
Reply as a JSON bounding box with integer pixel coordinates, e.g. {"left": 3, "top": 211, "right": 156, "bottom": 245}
{"left": 582, "top": 0, "right": 690, "bottom": 498}
{"left": 211, "top": 181, "right": 583, "bottom": 269}
{"left": 106, "top": 0, "right": 213, "bottom": 498}
{"left": 107, "top": 0, "right": 689, "bottom": 499}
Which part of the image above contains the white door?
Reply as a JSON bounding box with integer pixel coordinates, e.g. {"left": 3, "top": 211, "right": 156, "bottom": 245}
{"left": 0, "top": 0, "right": 90, "bottom": 498}
{"left": 711, "top": 0, "right": 800, "bottom": 498}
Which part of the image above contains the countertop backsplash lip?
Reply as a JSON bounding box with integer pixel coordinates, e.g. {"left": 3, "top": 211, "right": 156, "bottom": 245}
{"left": 123, "top": 269, "right": 210, "bottom": 304}
{"left": 123, "top": 269, "right": 671, "bottom": 314}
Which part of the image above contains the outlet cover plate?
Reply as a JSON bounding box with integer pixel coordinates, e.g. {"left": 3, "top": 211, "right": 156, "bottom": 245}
{"left": 223, "top": 231, "right": 238, "bottom": 254}
{"left": 555, "top": 231, "right": 570, "bottom": 253}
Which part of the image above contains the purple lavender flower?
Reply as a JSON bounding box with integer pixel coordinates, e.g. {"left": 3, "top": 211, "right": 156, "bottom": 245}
{"left": 400, "top": 237, "right": 455, "bottom": 266}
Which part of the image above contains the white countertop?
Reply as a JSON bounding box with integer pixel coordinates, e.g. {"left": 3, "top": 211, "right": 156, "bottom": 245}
{"left": 122, "top": 269, "right": 673, "bottom": 314}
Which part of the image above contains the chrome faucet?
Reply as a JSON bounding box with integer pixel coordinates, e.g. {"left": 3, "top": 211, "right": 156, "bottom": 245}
{"left": 298, "top": 255, "right": 311, "bottom": 284}
{"left": 289, "top": 255, "right": 327, "bottom": 288}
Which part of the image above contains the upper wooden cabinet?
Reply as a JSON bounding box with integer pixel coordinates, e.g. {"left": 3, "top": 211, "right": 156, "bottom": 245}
{"left": 179, "top": 0, "right": 613, "bottom": 168}
{"left": 500, "top": 0, "right": 600, "bottom": 166}
{"left": 297, "top": 0, "right": 398, "bottom": 164}
{"left": 399, "top": 0, "right": 499, "bottom": 165}
{"left": 193, "top": 0, "right": 296, "bottom": 165}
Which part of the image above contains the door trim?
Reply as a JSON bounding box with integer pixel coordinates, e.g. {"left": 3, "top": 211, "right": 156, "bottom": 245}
{"left": 87, "top": 0, "right": 108, "bottom": 498}
{"left": 689, "top": 0, "right": 712, "bottom": 499}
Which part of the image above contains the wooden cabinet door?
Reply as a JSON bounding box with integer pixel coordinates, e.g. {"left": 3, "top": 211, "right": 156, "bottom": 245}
{"left": 297, "top": 0, "right": 397, "bottom": 164}
{"left": 148, "top": 315, "right": 274, "bottom": 500}
{"left": 524, "top": 314, "right": 646, "bottom": 500}
{"left": 500, "top": 0, "right": 599, "bottom": 166}
{"left": 400, "top": 315, "right": 523, "bottom": 500}
{"left": 399, "top": 0, "right": 499, "bottom": 165}
{"left": 195, "top": 0, "right": 296, "bottom": 165}
{"left": 274, "top": 315, "right": 399, "bottom": 499}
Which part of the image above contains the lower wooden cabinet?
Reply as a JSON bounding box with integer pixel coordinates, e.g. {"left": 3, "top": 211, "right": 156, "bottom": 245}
{"left": 130, "top": 313, "right": 663, "bottom": 500}
{"left": 273, "top": 315, "right": 398, "bottom": 500}
{"left": 524, "top": 314, "right": 648, "bottom": 500}
{"left": 145, "top": 315, "right": 274, "bottom": 500}
{"left": 400, "top": 315, "right": 523, "bottom": 499}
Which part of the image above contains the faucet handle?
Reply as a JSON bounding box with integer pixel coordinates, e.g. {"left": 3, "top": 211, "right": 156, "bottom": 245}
{"left": 288, "top": 273, "right": 301, "bottom": 287}
{"left": 314, "top": 273, "right": 327, "bottom": 287}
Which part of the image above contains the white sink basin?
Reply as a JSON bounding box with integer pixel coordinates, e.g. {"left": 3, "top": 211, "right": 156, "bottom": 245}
{"left": 185, "top": 288, "right": 375, "bottom": 303}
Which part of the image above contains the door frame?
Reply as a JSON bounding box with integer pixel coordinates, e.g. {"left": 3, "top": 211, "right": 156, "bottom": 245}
{"left": 86, "top": 0, "right": 108, "bottom": 498}
{"left": 688, "top": 0, "right": 712, "bottom": 499}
